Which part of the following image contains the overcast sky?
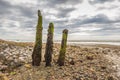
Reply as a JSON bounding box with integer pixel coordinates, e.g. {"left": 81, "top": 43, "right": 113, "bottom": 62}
{"left": 0, "top": 0, "right": 120, "bottom": 41}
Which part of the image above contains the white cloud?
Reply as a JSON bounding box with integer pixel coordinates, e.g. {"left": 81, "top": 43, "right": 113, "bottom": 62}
{"left": 78, "top": 26, "right": 102, "bottom": 31}
{"left": 68, "top": 0, "right": 97, "bottom": 19}
{"left": 0, "top": 0, "right": 120, "bottom": 41}
{"left": 8, "top": 0, "right": 38, "bottom": 5}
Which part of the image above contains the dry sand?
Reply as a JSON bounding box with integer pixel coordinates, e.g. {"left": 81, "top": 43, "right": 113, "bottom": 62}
{"left": 0, "top": 39, "right": 120, "bottom": 80}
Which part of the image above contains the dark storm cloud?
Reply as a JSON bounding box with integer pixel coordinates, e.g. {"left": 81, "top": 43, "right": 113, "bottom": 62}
{"left": 81, "top": 14, "right": 112, "bottom": 24}
{"left": 0, "top": 0, "right": 38, "bottom": 34}
{"left": 90, "top": 25, "right": 120, "bottom": 36}
{"left": 43, "top": 0, "right": 83, "bottom": 7}
{"left": 60, "top": 13, "right": 120, "bottom": 36}
{"left": 68, "top": 23, "right": 120, "bottom": 36}
{"left": 89, "top": 0, "right": 114, "bottom": 4}
{"left": 0, "top": 0, "right": 81, "bottom": 36}
{"left": 0, "top": 0, "right": 35, "bottom": 18}
{"left": 69, "top": 14, "right": 120, "bottom": 28}
{"left": 0, "top": 0, "right": 120, "bottom": 40}
{"left": 0, "top": 0, "right": 12, "bottom": 15}
{"left": 37, "top": 0, "right": 79, "bottom": 19}
{"left": 52, "top": 0, "right": 83, "bottom": 4}
{"left": 0, "top": 0, "right": 11, "bottom": 8}
{"left": 16, "top": 6, "right": 35, "bottom": 18}
{"left": 54, "top": 20, "right": 68, "bottom": 25}
{"left": 20, "top": 19, "right": 37, "bottom": 32}
{"left": 0, "top": 27, "right": 17, "bottom": 36}
{"left": 56, "top": 7, "right": 76, "bottom": 17}
{"left": 97, "top": 5, "right": 119, "bottom": 10}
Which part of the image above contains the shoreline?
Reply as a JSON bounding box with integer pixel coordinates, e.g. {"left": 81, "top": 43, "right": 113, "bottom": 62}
{"left": 1, "top": 39, "right": 120, "bottom": 45}
{"left": 1, "top": 39, "right": 120, "bottom": 47}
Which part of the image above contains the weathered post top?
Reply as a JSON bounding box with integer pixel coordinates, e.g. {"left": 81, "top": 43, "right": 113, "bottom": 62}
{"left": 49, "top": 22, "right": 54, "bottom": 26}
{"left": 63, "top": 29, "right": 68, "bottom": 34}
{"left": 48, "top": 22, "right": 54, "bottom": 33}
{"left": 38, "top": 10, "right": 41, "bottom": 16}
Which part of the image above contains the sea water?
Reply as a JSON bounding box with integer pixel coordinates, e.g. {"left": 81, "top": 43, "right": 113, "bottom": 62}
{"left": 67, "top": 41, "right": 120, "bottom": 46}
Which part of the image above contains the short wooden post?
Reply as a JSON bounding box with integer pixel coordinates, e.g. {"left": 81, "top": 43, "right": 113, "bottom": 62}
{"left": 57, "top": 29, "right": 68, "bottom": 66}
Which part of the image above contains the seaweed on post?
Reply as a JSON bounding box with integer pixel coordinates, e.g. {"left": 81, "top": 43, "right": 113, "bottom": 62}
{"left": 57, "top": 29, "right": 68, "bottom": 66}
{"left": 45, "top": 23, "right": 54, "bottom": 66}
{"left": 32, "top": 10, "right": 43, "bottom": 66}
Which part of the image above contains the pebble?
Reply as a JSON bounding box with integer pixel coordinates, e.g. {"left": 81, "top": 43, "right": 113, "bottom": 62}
{"left": 0, "top": 43, "right": 32, "bottom": 71}
{"left": 69, "top": 59, "right": 75, "bottom": 65}
{"left": 0, "top": 74, "right": 9, "bottom": 80}
{"left": 0, "top": 41, "right": 120, "bottom": 80}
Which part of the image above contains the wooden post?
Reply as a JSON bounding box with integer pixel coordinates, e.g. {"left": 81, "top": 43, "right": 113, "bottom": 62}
{"left": 45, "top": 23, "right": 54, "bottom": 66}
{"left": 32, "top": 10, "right": 43, "bottom": 66}
{"left": 57, "top": 29, "right": 68, "bottom": 66}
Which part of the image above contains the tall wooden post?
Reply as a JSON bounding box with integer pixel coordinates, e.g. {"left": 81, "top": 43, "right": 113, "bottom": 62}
{"left": 45, "top": 23, "right": 54, "bottom": 66}
{"left": 32, "top": 10, "right": 43, "bottom": 66}
{"left": 57, "top": 29, "right": 68, "bottom": 66}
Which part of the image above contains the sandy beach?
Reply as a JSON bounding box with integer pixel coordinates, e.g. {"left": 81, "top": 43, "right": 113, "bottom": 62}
{"left": 0, "top": 39, "right": 120, "bottom": 80}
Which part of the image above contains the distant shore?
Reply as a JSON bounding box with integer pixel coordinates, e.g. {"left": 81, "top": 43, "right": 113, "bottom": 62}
{"left": 1, "top": 39, "right": 120, "bottom": 46}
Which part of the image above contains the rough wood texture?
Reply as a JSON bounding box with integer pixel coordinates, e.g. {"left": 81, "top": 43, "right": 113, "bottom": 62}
{"left": 32, "top": 10, "right": 43, "bottom": 66}
{"left": 45, "top": 23, "right": 54, "bottom": 66}
{"left": 57, "top": 29, "right": 68, "bottom": 66}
